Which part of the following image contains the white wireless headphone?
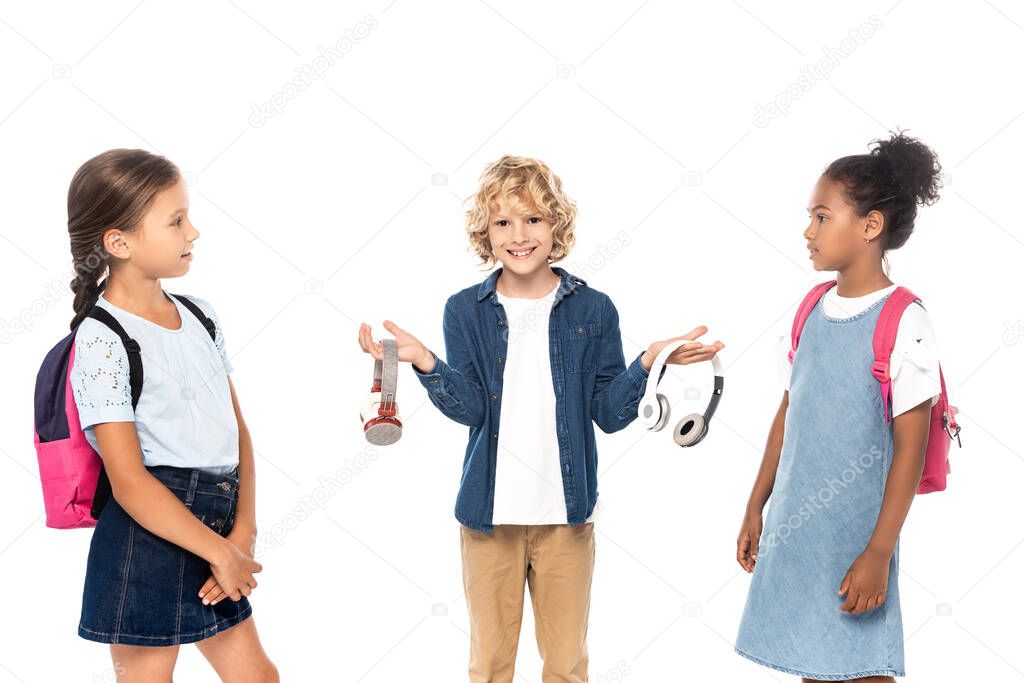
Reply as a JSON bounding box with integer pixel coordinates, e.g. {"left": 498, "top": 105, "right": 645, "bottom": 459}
{"left": 360, "top": 338, "right": 402, "bottom": 445}
{"left": 637, "top": 338, "right": 724, "bottom": 447}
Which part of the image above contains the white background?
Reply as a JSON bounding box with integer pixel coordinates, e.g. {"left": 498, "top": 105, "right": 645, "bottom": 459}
{"left": 1, "top": 1, "right": 1022, "bottom": 681}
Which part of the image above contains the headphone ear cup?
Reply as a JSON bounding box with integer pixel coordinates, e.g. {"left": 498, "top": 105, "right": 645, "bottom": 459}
{"left": 366, "top": 419, "right": 402, "bottom": 446}
{"left": 673, "top": 414, "right": 707, "bottom": 447}
{"left": 362, "top": 393, "right": 403, "bottom": 445}
{"left": 653, "top": 394, "right": 671, "bottom": 431}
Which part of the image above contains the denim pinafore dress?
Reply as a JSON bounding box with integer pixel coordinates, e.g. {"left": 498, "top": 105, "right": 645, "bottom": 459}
{"left": 735, "top": 293, "right": 904, "bottom": 680}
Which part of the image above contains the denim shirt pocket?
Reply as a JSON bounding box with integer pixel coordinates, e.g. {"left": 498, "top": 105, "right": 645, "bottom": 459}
{"left": 563, "top": 321, "right": 602, "bottom": 373}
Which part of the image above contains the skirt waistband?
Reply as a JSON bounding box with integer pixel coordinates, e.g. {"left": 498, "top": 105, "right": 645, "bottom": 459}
{"left": 146, "top": 465, "right": 239, "bottom": 499}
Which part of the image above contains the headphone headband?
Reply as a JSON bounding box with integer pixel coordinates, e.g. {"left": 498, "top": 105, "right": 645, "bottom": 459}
{"left": 374, "top": 339, "right": 398, "bottom": 412}
{"left": 705, "top": 374, "right": 724, "bottom": 423}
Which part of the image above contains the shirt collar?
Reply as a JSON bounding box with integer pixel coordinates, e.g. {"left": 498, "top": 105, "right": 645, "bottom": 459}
{"left": 476, "top": 266, "right": 587, "bottom": 303}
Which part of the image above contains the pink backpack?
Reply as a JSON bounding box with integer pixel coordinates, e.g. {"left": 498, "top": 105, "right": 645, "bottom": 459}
{"left": 789, "top": 281, "right": 961, "bottom": 494}
{"left": 33, "top": 294, "right": 216, "bottom": 528}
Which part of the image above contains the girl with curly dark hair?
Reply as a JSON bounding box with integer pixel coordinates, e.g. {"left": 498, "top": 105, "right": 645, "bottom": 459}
{"left": 735, "top": 131, "right": 944, "bottom": 682}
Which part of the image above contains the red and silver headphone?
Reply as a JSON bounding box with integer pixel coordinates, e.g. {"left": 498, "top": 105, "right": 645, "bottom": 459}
{"left": 360, "top": 338, "right": 402, "bottom": 445}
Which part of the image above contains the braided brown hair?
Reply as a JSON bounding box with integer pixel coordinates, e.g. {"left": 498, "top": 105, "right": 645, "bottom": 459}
{"left": 68, "top": 149, "right": 180, "bottom": 329}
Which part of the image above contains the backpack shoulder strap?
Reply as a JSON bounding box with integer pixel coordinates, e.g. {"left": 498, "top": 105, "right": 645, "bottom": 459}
{"left": 789, "top": 280, "right": 837, "bottom": 363}
{"left": 85, "top": 306, "right": 143, "bottom": 411}
{"left": 169, "top": 293, "right": 217, "bottom": 341}
{"left": 871, "top": 286, "right": 920, "bottom": 423}
{"left": 84, "top": 305, "right": 142, "bottom": 520}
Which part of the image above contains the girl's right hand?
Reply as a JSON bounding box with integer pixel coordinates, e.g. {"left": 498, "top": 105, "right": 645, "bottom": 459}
{"left": 736, "top": 512, "right": 763, "bottom": 573}
{"left": 359, "top": 321, "right": 434, "bottom": 372}
{"left": 209, "top": 540, "right": 262, "bottom": 602}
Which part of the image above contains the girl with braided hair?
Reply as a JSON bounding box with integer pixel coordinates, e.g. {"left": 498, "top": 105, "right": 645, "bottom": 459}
{"left": 67, "top": 149, "right": 277, "bottom": 681}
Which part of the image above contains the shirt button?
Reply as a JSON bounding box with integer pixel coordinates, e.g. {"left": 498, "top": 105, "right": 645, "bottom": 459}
{"left": 576, "top": 326, "right": 584, "bottom": 334}
{"left": 431, "top": 379, "right": 438, "bottom": 384}
{"left": 492, "top": 432, "right": 498, "bottom": 439}
{"left": 491, "top": 394, "right": 498, "bottom": 400}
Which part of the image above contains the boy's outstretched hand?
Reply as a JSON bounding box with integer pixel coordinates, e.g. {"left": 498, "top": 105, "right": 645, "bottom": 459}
{"left": 640, "top": 325, "right": 725, "bottom": 371}
{"left": 359, "top": 321, "right": 435, "bottom": 373}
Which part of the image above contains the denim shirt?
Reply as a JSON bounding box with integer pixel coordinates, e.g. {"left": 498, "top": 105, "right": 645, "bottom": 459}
{"left": 413, "top": 266, "right": 666, "bottom": 532}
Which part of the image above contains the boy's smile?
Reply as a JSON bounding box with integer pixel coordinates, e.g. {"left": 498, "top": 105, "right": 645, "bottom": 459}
{"left": 507, "top": 246, "right": 537, "bottom": 260}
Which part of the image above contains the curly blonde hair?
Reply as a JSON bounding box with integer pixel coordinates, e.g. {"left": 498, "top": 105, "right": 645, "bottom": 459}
{"left": 465, "top": 155, "right": 577, "bottom": 267}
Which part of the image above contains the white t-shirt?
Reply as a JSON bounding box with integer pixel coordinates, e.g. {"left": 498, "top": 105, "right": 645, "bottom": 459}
{"left": 779, "top": 284, "right": 941, "bottom": 418}
{"left": 492, "top": 284, "right": 597, "bottom": 525}
{"left": 70, "top": 292, "right": 239, "bottom": 474}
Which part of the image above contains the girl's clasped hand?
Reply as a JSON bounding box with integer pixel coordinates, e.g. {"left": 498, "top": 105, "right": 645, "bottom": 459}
{"left": 198, "top": 529, "right": 262, "bottom": 606}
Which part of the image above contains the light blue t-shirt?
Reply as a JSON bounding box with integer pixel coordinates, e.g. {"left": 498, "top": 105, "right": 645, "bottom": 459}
{"left": 70, "top": 292, "right": 239, "bottom": 474}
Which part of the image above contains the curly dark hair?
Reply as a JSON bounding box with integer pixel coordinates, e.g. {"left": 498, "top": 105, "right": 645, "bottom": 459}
{"left": 824, "top": 130, "right": 942, "bottom": 251}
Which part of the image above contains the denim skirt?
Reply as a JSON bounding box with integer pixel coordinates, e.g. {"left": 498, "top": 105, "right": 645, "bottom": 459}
{"left": 79, "top": 465, "right": 252, "bottom": 646}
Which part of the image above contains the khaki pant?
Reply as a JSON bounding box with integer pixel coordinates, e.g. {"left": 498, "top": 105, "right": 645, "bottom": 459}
{"left": 460, "top": 522, "right": 595, "bottom": 683}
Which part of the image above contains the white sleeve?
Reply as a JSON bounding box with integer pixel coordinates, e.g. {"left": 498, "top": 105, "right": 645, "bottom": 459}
{"left": 889, "top": 302, "right": 941, "bottom": 417}
{"left": 184, "top": 296, "right": 233, "bottom": 374}
{"left": 70, "top": 319, "right": 135, "bottom": 429}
